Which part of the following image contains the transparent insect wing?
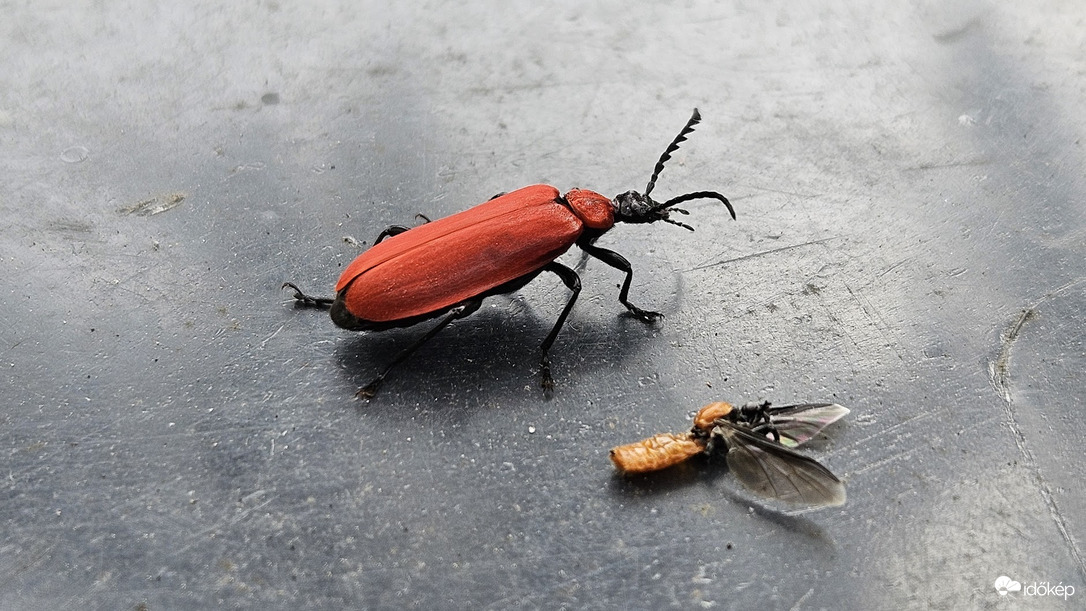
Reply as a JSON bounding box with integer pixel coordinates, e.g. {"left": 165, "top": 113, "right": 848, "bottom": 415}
{"left": 610, "top": 433, "right": 707, "bottom": 475}
{"left": 765, "top": 403, "right": 850, "bottom": 448}
{"left": 716, "top": 424, "right": 846, "bottom": 507}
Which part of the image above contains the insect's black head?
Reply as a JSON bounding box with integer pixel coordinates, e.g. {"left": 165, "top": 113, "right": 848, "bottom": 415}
{"left": 612, "top": 108, "right": 736, "bottom": 230}
{"left": 612, "top": 190, "right": 675, "bottom": 225}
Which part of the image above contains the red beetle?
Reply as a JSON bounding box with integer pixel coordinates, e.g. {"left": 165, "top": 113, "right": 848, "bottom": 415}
{"left": 285, "top": 109, "right": 734, "bottom": 397}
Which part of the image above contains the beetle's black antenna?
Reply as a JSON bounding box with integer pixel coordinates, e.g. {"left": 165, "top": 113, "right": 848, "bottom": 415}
{"left": 661, "top": 190, "right": 736, "bottom": 220}
{"left": 645, "top": 108, "right": 702, "bottom": 197}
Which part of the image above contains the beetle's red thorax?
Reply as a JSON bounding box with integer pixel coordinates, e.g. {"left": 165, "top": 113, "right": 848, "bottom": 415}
{"left": 564, "top": 188, "right": 614, "bottom": 230}
{"left": 335, "top": 185, "right": 586, "bottom": 322}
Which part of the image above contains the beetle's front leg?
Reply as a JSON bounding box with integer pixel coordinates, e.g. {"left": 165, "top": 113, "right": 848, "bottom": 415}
{"left": 577, "top": 242, "right": 663, "bottom": 323}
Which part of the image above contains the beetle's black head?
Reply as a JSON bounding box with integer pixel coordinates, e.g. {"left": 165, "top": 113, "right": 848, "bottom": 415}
{"left": 613, "top": 108, "right": 735, "bottom": 231}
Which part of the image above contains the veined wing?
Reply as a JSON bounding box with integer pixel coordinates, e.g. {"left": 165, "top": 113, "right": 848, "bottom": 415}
{"left": 764, "top": 403, "right": 850, "bottom": 448}
{"left": 716, "top": 422, "right": 845, "bottom": 507}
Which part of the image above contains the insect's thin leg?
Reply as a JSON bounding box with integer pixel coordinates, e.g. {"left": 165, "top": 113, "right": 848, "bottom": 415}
{"left": 375, "top": 213, "right": 431, "bottom": 244}
{"left": 748, "top": 422, "right": 782, "bottom": 443}
{"left": 357, "top": 300, "right": 481, "bottom": 399}
{"left": 373, "top": 225, "right": 412, "bottom": 245}
{"left": 578, "top": 241, "right": 661, "bottom": 323}
{"left": 538, "top": 261, "right": 582, "bottom": 395}
{"left": 282, "top": 282, "right": 334, "bottom": 308}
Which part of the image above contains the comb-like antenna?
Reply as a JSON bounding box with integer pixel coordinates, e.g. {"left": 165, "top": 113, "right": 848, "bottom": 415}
{"left": 645, "top": 108, "right": 702, "bottom": 197}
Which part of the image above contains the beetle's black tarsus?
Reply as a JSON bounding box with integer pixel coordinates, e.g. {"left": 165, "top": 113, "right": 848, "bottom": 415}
{"left": 356, "top": 379, "right": 382, "bottom": 399}
{"left": 645, "top": 108, "right": 702, "bottom": 197}
{"left": 282, "top": 282, "right": 334, "bottom": 308}
{"left": 357, "top": 300, "right": 481, "bottom": 399}
{"left": 578, "top": 241, "right": 663, "bottom": 323}
{"left": 538, "top": 261, "right": 582, "bottom": 396}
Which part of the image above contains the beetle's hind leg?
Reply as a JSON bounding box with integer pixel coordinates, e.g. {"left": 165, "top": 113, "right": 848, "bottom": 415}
{"left": 357, "top": 299, "right": 483, "bottom": 399}
{"left": 577, "top": 242, "right": 663, "bottom": 323}
{"left": 538, "top": 261, "right": 582, "bottom": 396}
{"left": 282, "top": 282, "right": 334, "bottom": 308}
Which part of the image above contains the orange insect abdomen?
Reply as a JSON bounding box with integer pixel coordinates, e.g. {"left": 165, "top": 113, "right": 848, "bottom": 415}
{"left": 693, "top": 402, "right": 733, "bottom": 432}
{"left": 609, "top": 433, "right": 707, "bottom": 474}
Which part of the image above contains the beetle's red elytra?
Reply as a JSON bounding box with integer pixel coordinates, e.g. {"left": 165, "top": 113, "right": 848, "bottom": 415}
{"left": 332, "top": 186, "right": 606, "bottom": 324}
{"left": 284, "top": 109, "right": 734, "bottom": 398}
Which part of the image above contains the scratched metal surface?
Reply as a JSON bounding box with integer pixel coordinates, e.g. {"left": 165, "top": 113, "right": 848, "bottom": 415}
{"left": 3, "top": 2, "right": 1085, "bottom": 609}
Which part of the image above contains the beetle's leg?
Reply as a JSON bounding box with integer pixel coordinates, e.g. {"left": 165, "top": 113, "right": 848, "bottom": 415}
{"left": 282, "top": 282, "right": 334, "bottom": 308}
{"left": 538, "top": 261, "right": 582, "bottom": 395}
{"left": 374, "top": 214, "right": 430, "bottom": 245}
{"left": 357, "top": 299, "right": 482, "bottom": 399}
{"left": 577, "top": 242, "right": 662, "bottom": 323}
{"left": 373, "top": 225, "right": 412, "bottom": 245}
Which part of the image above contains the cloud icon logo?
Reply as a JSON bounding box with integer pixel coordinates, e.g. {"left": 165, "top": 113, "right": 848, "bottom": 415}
{"left": 994, "top": 576, "right": 1022, "bottom": 596}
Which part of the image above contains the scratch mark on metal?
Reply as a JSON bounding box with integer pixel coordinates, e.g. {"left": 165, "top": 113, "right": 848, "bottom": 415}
{"left": 844, "top": 283, "right": 906, "bottom": 364}
{"left": 789, "top": 587, "right": 815, "bottom": 611}
{"left": 743, "top": 184, "right": 821, "bottom": 199}
{"left": 989, "top": 308, "right": 1035, "bottom": 403}
{"left": 841, "top": 410, "right": 934, "bottom": 454}
{"left": 901, "top": 157, "right": 990, "bottom": 171}
{"left": 847, "top": 444, "right": 924, "bottom": 477}
{"left": 875, "top": 257, "right": 913, "bottom": 279}
{"left": 261, "top": 325, "right": 284, "bottom": 349}
{"left": 988, "top": 278, "right": 1086, "bottom": 581}
{"left": 688, "top": 237, "right": 837, "bottom": 272}
{"left": 118, "top": 192, "right": 186, "bottom": 216}
{"left": 989, "top": 278, "right": 1083, "bottom": 400}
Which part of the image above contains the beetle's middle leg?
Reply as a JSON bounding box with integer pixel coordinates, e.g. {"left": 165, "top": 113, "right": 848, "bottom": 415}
{"left": 373, "top": 225, "right": 412, "bottom": 245}
{"left": 357, "top": 299, "right": 482, "bottom": 399}
{"left": 373, "top": 215, "right": 432, "bottom": 245}
{"left": 282, "top": 282, "right": 334, "bottom": 308}
{"left": 538, "top": 261, "right": 582, "bottom": 395}
{"left": 577, "top": 242, "right": 663, "bottom": 323}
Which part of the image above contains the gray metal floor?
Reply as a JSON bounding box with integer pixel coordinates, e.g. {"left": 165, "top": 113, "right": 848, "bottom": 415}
{"left": 3, "top": 2, "right": 1084, "bottom": 609}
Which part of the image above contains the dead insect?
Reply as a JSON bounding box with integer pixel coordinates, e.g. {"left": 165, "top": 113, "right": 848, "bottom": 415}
{"left": 610, "top": 401, "right": 849, "bottom": 507}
